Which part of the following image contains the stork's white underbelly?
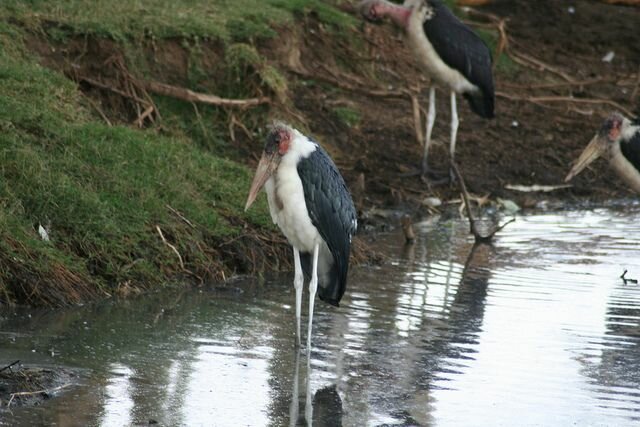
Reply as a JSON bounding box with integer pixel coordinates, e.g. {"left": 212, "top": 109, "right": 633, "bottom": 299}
{"left": 406, "top": 12, "right": 477, "bottom": 94}
{"left": 264, "top": 168, "right": 323, "bottom": 253}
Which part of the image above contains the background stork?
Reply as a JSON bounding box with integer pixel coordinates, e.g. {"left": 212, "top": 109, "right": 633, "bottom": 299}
{"left": 359, "top": 0, "right": 495, "bottom": 179}
{"left": 245, "top": 122, "right": 357, "bottom": 350}
{"left": 565, "top": 112, "right": 640, "bottom": 193}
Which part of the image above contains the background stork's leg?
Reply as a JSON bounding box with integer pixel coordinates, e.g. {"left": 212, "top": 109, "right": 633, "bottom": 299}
{"left": 293, "top": 247, "right": 303, "bottom": 349}
{"left": 449, "top": 90, "right": 459, "bottom": 182}
{"left": 306, "top": 243, "right": 320, "bottom": 351}
{"left": 421, "top": 87, "right": 437, "bottom": 178}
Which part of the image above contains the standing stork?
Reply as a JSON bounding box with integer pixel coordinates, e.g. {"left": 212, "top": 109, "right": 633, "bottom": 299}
{"left": 245, "top": 122, "right": 357, "bottom": 350}
{"left": 565, "top": 112, "right": 640, "bottom": 193}
{"left": 359, "top": 0, "right": 494, "bottom": 179}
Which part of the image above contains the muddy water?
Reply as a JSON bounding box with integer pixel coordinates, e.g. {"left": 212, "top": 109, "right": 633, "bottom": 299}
{"left": 2, "top": 206, "right": 640, "bottom": 426}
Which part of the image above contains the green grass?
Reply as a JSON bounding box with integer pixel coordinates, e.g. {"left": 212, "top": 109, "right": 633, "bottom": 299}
{"left": 333, "top": 106, "right": 361, "bottom": 128}
{"left": 0, "top": 0, "right": 356, "bottom": 42}
{"left": 0, "top": 25, "right": 276, "bottom": 305}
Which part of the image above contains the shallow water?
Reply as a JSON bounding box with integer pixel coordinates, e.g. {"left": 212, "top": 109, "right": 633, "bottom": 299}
{"left": 2, "top": 206, "right": 640, "bottom": 426}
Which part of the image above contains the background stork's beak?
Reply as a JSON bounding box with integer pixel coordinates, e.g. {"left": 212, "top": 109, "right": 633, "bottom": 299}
{"left": 564, "top": 135, "right": 607, "bottom": 182}
{"left": 245, "top": 152, "right": 278, "bottom": 211}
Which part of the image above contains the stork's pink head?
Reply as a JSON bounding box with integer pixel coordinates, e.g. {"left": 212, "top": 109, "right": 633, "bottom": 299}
{"left": 266, "top": 123, "right": 292, "bottom": 156}
{"left": 359, "top": 0, "right": 385, "bottom": 23}
{"left": 565, "top": 112, "right": 627, "bottom": 183}
{"left": 599, "top": 112, "right": 624, "bottom": 143}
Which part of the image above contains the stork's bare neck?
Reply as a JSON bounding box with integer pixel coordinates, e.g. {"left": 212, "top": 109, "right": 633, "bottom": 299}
{"left": 360, "top": 0, "right": 413, "bottom": 28}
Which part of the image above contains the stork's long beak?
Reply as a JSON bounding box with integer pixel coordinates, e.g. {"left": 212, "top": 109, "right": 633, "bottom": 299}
{"left": 564, "top": 134, "right": 608, "bottom": 182}
{"left": 245, "top": 152, "right": 278, "bottom": 211}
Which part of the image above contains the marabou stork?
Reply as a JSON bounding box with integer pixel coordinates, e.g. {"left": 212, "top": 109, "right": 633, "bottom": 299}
{"left": 565, "top": 112, "right": 640, "bottom": 193}
{"left": 359, "top": 0, "right": 495, "bottom": 179}
{"left": 245, "top": 123, "right": 357, "bottom": 349}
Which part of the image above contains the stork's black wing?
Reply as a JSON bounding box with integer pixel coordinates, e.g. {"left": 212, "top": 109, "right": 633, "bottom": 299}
{"left": 424, "top": 0, "right": 495, "bottom": 118}
{"left": 297, "top": 143, "right": 357, "bottom": 307}
{"left": 620, "top": 129, "right": 640, "bottom": 172}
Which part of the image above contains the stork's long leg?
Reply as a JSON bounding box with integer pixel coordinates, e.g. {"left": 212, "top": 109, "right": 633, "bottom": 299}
{"left": 293, "top": 247, "right": 304, "bottom": 349}
{"left": 307, "top": 243, "right": 320, "bottom": 351}
{"left": 421, "top": 87, "right": 437, "bottom": 177}
{"left": 449, "top": 90, "right": 459, "bottom": 181}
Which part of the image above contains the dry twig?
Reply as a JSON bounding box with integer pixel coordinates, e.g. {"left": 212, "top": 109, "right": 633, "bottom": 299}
{"left": 411, "top": 94, "right": 425, "bottom": 147}
{"left": 7, "top": 384, "right": 72, "bottom": 408}
{"left": 155, "top": 225, "right": 185, "bottom": 269}
{"left": 496, "top": 91, "right": 635, "bottom": 117}
{"left": 166, "top": 205, "right": 195, "bottom": 229}
{"left": 0, "top": 360, "right": 19, "bottom": 373}
{"left": 82, "top": 94, "right": 112, "bottom": 126}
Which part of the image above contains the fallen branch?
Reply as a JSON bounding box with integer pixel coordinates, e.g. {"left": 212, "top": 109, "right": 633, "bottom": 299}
{"left": 0, "top": 360, "right": 19, "bottom": 373}
{"left": 508, "top": 49, "right": 575, "bottom": 83}
{"left": 500, "top": 76, "right": 619, "bottom": 91}
{"left": 143, "top": 81, "right": 270, "bottom": 108}
{"left": 7, "top": 384, "right": 71, "bottom": 407}
{"left": 451, "top": 161, "right": 514, "bottom": 243}
{"left": 496, "top": 91, "right": 635, "bottom": 117}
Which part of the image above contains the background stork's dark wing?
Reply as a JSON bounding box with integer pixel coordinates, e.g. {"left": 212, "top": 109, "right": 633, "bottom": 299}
{"left": 424, "top": 0, "right": 495, "bottom": 118}
{"left": 620, "top": 129, "right": 640, "bottom": 171}
{"left": 297, "top": 144, "right": 357, "bottom": 307}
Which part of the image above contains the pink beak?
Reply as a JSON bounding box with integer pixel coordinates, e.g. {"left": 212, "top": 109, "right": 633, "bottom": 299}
{"left": 245, "top": 152, "right": 279, "bottom": 211}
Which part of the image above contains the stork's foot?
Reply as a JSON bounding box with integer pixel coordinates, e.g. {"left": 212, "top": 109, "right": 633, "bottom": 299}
{"left": 449, "top": 167, "right": 457, "bottom": 184}
{"left": 420, "top": 167, "right": 450, "bottom": 186}
{"left": 399, "top": 167, "right": 448, "bottom": 186}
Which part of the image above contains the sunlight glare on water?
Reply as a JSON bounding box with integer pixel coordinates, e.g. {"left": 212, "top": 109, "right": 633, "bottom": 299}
{"left": 1, "top": 206, "right": 640, "bottom": 426}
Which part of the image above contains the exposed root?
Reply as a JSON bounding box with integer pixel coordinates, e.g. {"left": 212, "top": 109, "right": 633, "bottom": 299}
{"left": 143, "top": 81, "right": 270, "bottom": 108}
